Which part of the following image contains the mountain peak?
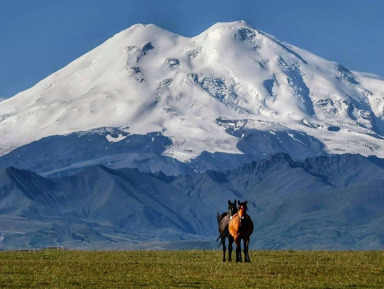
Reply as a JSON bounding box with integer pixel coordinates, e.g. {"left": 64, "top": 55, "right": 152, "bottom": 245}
{"left": 205, "top": 20, "right": 254, "bottom": 30}
{"left": 194, "top": 20, "right": 259, "bottom": 42}
{"left": 123, "top": 21, "right": 255, "bottom": 38}
{"left": 1, "top": 22, "right": 384, "bottom": 161}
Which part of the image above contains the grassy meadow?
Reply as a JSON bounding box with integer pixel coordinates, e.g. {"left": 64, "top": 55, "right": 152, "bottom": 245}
{"left": 0, "top": 249, "right": 383, "bottom": 288}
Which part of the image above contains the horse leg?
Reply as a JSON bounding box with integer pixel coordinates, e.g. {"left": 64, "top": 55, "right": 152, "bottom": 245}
{"left": 221, "top": 236, "right": 226, "bottom": 262}
{"left": 235, "top": 237, "right": 242, "bottom": 263}
{"left": 238, "top": 238, "right": 243, "bottom": 263}
{"left": 244, "top": 237, "right": 251, "bottom": 263}
{"left": 228, "top": 236, "right": 233, "bottom": 262}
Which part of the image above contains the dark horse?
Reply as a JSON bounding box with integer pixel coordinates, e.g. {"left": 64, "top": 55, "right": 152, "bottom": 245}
{"left": 229, "top": 200, "right": 254, "bottom": 262}
{"left": 216, "top": 200, "right": 238, "bottom": 262}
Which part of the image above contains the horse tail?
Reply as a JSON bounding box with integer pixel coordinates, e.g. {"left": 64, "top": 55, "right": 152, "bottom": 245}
{"left": 216, "top": 212, "right": 221, "bottom": 243}
{"left": 216, "top": 227, "right": 229, "bottom": 243}
{"left": 216, "top": 231, "right": 225, "bottom": 246}
{"left": 217, "top": 239, "right": 222, "bottom": 247}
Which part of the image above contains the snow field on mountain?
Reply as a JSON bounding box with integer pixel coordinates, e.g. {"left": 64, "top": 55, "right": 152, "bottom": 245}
{"left": 0, "top": 21, "right": 384, "bottom": 161}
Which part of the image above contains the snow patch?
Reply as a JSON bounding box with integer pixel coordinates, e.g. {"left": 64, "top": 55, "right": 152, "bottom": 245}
{"left": 287, "top": 133, "right": 306, "bottom": 146}
{"left": 106, "top": 134, "right": 127, "bottom": 143}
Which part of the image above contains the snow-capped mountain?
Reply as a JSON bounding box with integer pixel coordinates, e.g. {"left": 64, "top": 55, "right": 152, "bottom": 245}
{"left": 1, "top": 22, "right": 384, "bottom": 250}
{"left": 1, "top": 21, "right": 384, "bottom": 162}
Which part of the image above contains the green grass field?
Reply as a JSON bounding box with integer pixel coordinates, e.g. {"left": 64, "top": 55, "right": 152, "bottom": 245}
{"left": 0, "top": 249, "right": 383, "bottom": 288}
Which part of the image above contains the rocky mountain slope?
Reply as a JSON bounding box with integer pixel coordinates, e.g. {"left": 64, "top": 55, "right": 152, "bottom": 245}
{"left": 1, "top": 153, "right": 383, "bottom": 250}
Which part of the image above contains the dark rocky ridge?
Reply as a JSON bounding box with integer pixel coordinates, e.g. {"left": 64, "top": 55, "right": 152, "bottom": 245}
{"left": 0, "top": 153, "right": 383, "bottom": 250}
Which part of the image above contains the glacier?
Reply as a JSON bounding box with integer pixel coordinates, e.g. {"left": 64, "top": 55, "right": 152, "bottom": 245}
{"left": 0, "top": 21, "right": 384, "bottom": 161}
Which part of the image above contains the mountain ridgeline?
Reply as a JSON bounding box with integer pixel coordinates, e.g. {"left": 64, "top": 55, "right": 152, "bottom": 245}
{"left": 0, "top": 127, "right": 327, "bottom": 177}
{"left": 0, "top": 153, "right": 384, "bottom": 250}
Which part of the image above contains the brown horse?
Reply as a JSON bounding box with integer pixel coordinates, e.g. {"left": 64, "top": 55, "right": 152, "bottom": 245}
{"left": 228, "top": 200, "right": 254, "bottom": 262}
{"left": 216, "top": 200, "right": 238, "bottom": 262}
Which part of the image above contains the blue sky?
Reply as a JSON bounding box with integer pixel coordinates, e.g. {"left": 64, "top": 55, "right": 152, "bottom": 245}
{"left": 1, "top": 0, "right": 383, "bottom": 99}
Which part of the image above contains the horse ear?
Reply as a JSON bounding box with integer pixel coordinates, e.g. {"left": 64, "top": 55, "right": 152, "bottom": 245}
{"left": 245, "top": 201, "right": 248, "bottom": 205}
{"left": 228, "top": 200, "right": 231, "bottom": 205}
{"left": 234, "top": 200, "right": 237, "bottom": 205}
{"left": 238, "top": 200, "right": 241, "bottom": 205}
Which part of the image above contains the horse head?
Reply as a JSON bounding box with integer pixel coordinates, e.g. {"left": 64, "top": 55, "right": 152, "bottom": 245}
{"left": 227, "top": 200, "right": 238, "bottom": 218}
{"left": 237, "top": 200, "right": 248, "bottom": 221}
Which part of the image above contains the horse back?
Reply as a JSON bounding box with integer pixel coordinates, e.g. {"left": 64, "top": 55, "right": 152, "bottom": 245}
{"left": 218, "top": 214, "right": 229, "bottom": 234}
{"left": 217, "top": 212, "right": 227, "bottom": 224}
